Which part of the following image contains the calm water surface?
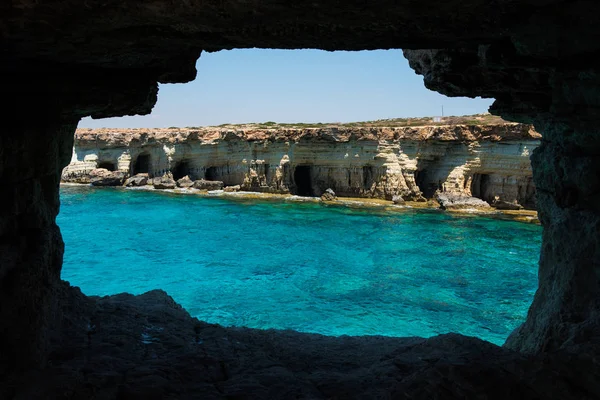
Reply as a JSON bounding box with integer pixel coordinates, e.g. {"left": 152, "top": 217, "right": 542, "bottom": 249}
{"left": 58, "top": 186, "right": 542, "bottom": 345}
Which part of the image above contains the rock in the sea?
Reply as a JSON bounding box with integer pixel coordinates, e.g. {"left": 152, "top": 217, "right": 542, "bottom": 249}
{"left": 124, "top": 173, "right": 149, "bottom": 187}
{"left": 153, "top": 175, "right": 176, "bottom": 190}
{"left": 192, "top": 179, "right": 224, "bottom": 190}
{"left": 392, "top": 195, "right": 405, "bottom": 204}
{"left": 321, "top": 188, "right": 337, "bottom": 201}
{"left": 491, "top": 197, "right": 524, "bottom": 210}
{"left": 224, "top": 185, "right": 241, "bottom": 192}
{"left": 90, "top": 168, "right": 126, "bottom": 186}
{"left": 435, "top": 192, "right": 490, "bottom": 210}
{"left": 176, "top": 176, "right": 194, "bottom": 188}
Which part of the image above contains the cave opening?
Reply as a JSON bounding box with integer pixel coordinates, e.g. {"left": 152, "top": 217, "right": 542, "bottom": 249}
{"left": 98, "top": 161, "right": 116, "bottom": 171}
{"left": 133, "top": 153, "right": 151, "bottom": 175}
{"left": 415, "top": 169, "right": 439, "bottom": 198}
{"left": 471, "top": 173, "right": 491, "bottom": 201}
{"left": 205, "top": 166, "right": 218, "bottom": 181}
{"left": 173, "top": 160, "right": 192, "bottom": 181}
{"left": 293, "top": 165, "right": 313, "bottom": 196}
{"left": 363, "top": 165, "right": 375, "bottom": 189}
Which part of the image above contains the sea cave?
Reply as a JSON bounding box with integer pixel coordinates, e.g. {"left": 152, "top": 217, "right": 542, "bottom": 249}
{"left": 2, "top": 1, "right": 600, "bottom": 398}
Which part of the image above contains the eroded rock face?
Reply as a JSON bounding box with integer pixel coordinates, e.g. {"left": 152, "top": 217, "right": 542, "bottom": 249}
{"left": 63, "top": 125, "right": 539, "bottom": 204}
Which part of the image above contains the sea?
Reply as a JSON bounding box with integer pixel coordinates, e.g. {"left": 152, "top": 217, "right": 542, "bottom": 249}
{"left": 58, "top": 185, "right": 542, "bottom": 345}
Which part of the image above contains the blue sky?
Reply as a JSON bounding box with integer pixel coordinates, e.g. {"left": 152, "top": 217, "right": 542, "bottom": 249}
{"left": 80, "top": 49, "right": 494, "bottom": 128}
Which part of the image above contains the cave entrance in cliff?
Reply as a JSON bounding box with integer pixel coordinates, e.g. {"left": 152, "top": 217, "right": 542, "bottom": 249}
{"left": 471, "top": 173, "right": 491, "bottom": 201}
{"left": 205, "top": 166, "right": 218, "bottom": 181}
{"left": 415, "top": 169, "right": 440, "bottom": 198}
{"left": 363, "top": 165, "right": 375, "bottom": 190}
{"left": 173, "top": 160, "right": 192, "bottom": 181}
{"left": 133, "top": 154, "right": 151, "bottom": 175}
{"left": 293, "top": 165, "right": 313, "bottom": 196}
{"left": 98, "top": 161, "right": 116, "bottom": 171}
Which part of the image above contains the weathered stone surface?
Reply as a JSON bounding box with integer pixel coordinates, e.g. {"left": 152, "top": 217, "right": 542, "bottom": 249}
{"left": 491, "top": 198, "right": 524, "bottom": 210}
{"left": 124, "top": 173, "right": 149, "bottom": 187}
{"left": 176, "top": 175, "right": 194, "bottom": 188}
{"left": 224, "top": 185, "right": 241, "bottom": 192}
{"left": 320, "top": 188, "right": 337, "bottom": 201}
{"left": 89, "top": 168, "right": 126, "bottom": 186}
{"left": 192, "top": 179, "right": 224, "bottom": 191}
{"left": 392, "top": 195, "right": 405, "bottom": 205}
{"left": 152, "top": 175, "right": 176, "bottom": 190}
{"left": 63, "top": 125, "right": 539, "bottom": 204}
{"left": 435, "top": 192, "right": 491, "bottom": 210}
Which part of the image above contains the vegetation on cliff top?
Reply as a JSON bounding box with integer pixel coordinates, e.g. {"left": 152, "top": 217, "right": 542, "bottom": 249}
{"left": 186, "top": 113, "right": 510, "bottom": 130}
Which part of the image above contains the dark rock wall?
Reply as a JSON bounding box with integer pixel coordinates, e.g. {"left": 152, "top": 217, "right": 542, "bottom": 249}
{"left": 0, "top": 118, "right": 76, "bottom": 370}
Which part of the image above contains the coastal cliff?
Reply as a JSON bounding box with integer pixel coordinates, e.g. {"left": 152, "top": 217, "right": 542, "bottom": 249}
{"left": 63, "top": 122, "right": 540, "bottom": 209}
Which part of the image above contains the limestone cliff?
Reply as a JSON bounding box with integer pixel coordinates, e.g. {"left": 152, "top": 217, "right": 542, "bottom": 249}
{"left": 63, "top": 123, "right": 540, "bottom": 208}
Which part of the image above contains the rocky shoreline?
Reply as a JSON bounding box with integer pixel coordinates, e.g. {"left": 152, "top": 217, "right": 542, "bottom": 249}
{"left": 60, "top": 182, "right": 540, "bottom": 224}
{"left": 63, "top": 122, "right": 541, "bottom": 213}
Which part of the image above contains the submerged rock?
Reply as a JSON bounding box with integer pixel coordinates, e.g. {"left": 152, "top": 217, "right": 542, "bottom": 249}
{"left": 321, "top": 188, "right": 337, "bottom": 201}
{"left": 435, "top": 192, "right": 490, "bottom": 210}
{"left": 153, "top": 175, "right": 176, "bottom": 190}
{"left": 125, "top": 173, "right": 149, "bottom": 187}
{"left": 90, "top": 168, "right": 126, "bottom": 186}
{"left": 193, "top": 179, "right": 224, "bottom": 190}
{"left": 176, "top": 176, "right": 194, "bottom": 188}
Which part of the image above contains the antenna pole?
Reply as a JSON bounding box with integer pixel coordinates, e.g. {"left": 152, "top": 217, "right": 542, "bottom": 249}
{"left": 442, "top": 105, "right": 444, "bottom": 117}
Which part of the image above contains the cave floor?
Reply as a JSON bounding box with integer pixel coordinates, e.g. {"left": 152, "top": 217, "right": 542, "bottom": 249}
{"left": 4, "top": 284, "right": 598, "bottom": 399}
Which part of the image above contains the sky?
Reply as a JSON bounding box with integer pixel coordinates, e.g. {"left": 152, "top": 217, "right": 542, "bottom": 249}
{"left": 79, "top": 49, "right": 494, "bottom": 128}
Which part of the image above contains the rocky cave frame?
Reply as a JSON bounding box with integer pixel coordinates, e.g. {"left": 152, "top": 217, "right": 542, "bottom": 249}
{"left": 2, "top": 1, "right": 600, "bottom": 397}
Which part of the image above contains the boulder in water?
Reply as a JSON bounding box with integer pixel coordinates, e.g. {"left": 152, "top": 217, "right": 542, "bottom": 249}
{"left": 90, "top": 168, "right": 126, "bottom": 186}
{"left": 392, "top": 195, "right": 405, "bottom": 204}
{"left": 224, "top": 185, "right": 241, "bottom": 192}
{"left": 193, "top": 179, "right": 224, "bottom": 190}
{"left": 124, "top": 173, "right": 149, "bottom": 187}
{"left": 153, "top": 175, "right": 176, "bottom": 190}
{"left": 176, "top": 176, "right": 194, "bottom": 188}
{"left": 321, "top": 188, "right": 337, "bottom": 201}
{"left": 435, "top": 192, "right": 490, "bottom": 210}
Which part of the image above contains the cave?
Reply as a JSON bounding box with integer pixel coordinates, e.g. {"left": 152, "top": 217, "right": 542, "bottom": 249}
{"left": 414, "top": 168, "right": 440, "bottom": 198}
{"left": 97, "top": 161, "right": 116, "bottom": 171}
{"left": 3, "top": 1, "right": 600, "bottom": 398}
{"left": 362, "top": 165, "right": 375, "bottom": 189}
{"left": 205, "top": 166, "right": 218, "bottom": 181}
{"left": 471, "top": 173, "right": 491, "bottom": 201}
{"left": 293, "top": 165, "right": 314, "bottom": 196}
{"left": 172, "top": 160, "right": 191, "bottom": 181}
{"left": 133, "top": 153, "right": 151, "bottom": 175}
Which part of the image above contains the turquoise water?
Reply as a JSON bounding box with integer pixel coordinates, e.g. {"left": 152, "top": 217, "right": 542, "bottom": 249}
{"left": 58, "top": 186, "right": 542, "bottom": 345}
